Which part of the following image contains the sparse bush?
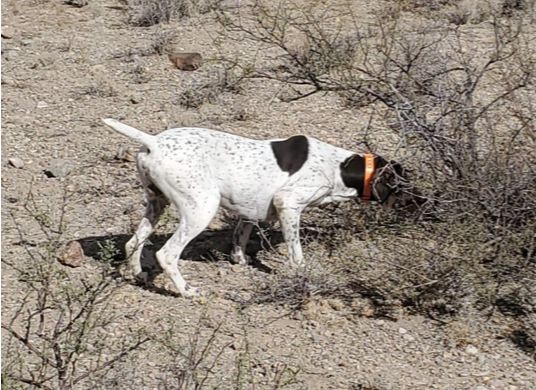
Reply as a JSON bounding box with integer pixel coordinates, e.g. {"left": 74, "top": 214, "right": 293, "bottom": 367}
{"left": 2, "top": 193, "right": 149, "bottom": 389}
{"left": 175, "top": 66, "right": 244, "bottom": 108}
{"left": 218, "top": 1, "right": 536, "bottom": 331}
{"left": 151, "top": 28, "right": 176, "bottom": 55}
{"left": 127, "top": 0, "right": 223, "bottom": 27}
{"left": 75, "top": 82, "right": 117, "bottom": 98}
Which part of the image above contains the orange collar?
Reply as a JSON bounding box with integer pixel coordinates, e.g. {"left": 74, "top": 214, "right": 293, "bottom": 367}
{"left": 362, "top": 153, "right": 376, "bottom": 201}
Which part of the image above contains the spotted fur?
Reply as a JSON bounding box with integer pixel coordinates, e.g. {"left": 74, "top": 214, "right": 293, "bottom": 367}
{"left": 101, "top": 118, "right": 400, "bottom": 298}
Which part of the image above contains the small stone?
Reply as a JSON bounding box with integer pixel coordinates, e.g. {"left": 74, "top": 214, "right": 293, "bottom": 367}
{"left": 276, "top": 245, "right": 288, "bottom": 256}
{"left": 115, "top": 145, "right": 135, "bottom": 162}
{"left": 403, "top": 334, "right": 415, "bottom": 342}
{"left": 8, "top": 157, "right": 24, "bottom": 168}
{"left": 129, "top": 95, "right": 142, "bottom": 104}
{"left": 65, "top": 0, "right": 89, "bottom": 7}
{"left": 36, "top": 101, "right": 48, "bottom": 109}
{"left": 45, "top": 159, "right": 74, "bottom": 178}
{"left": 58, "top": 241, "right": 85, "bottom": 268}
{"left": 303, "top": 300, "right": 321, "bottom": 320}
{"left": 398, "top": 327, "right": 408, "bottom": 335}
{"left": 327, "top": 298, "right": 344, "bottom": 311}
{"left": 292, "top": 310, "right": 304, "bottom": 321}
{"left": 465, "top": 344, "right": 479, "bottom": 355}
{"left": 361, "top": 305, "right": 375, "bottom": 317}
{"left": 474, "top": 386, "right": 488, "bottom": 390}
{"left": 1, "top": 27, "right": 15, "bottom": 39}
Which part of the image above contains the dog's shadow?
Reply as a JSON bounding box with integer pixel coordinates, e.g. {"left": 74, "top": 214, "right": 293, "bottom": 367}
{"left": 78, "top": 226, "right": 287, "bottom": 290}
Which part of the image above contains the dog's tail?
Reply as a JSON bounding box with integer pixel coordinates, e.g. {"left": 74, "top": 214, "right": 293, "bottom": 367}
{"left": 101, "top": 118, "right": 156, "bottom": 150}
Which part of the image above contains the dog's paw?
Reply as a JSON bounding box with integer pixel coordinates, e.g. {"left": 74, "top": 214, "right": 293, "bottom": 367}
{"left": 289, "top": 260, "right": 306, "bottom": 270}
{"left": 134, "top": 271, "right": 149, "bottom": 285}
{"left": 181, "top": 284, "right": 201, "bottom": 298}
{"left": 230, "top": 250, "right": 251, "bottom": 265}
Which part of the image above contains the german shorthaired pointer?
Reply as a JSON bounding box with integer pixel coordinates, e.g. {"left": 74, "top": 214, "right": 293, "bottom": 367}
{"left": 102, "top": 118, "right": 409, "bottom": 297}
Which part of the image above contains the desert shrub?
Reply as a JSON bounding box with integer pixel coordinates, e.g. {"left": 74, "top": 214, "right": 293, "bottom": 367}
{"left": 385, "top": 0, "right": 535, "bottom": 23}
{"left": 127, "top": 0, "right": 223, "bottom": 27}
{"left": 218, "top": 1, "right": 536, "bottom": 328}
{"left": 2, "top": 195, "right": 149, "bottom": 389}
{"left": 175, "top": 65, "right": 244, "bottom": 108}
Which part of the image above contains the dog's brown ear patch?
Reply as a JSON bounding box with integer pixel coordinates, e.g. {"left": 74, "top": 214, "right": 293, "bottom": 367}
{"left": 340, "top": 155, "right": 365, "bottom": 195}
{"left": 271, "top": 135, "right": 309, "bottom": 176}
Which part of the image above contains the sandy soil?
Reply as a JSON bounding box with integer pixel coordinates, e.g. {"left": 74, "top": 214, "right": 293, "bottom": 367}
{"left": 2, "top": 1, "right": 535, "bottom": 389}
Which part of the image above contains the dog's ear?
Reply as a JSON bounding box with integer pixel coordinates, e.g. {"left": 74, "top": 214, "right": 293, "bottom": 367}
{"left": 339, "top": 154, "right": 365, "bottom": 195}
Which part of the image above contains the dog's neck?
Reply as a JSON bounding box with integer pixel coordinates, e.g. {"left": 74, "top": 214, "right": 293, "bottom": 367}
{"left": 337, "top": 154, "right": 386, "bottom": 201}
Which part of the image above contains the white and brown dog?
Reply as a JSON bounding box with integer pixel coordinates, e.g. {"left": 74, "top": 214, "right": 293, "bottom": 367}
{"left": 102, "top": 118, "right": 409, "bottom": 297}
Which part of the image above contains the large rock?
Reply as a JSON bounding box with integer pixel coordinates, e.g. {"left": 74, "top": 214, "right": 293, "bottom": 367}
{"left": 58, "top": 241, "right": 85, "bottom": 268}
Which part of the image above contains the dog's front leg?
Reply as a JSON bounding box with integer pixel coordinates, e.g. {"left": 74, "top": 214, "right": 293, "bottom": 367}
{"left": 273, "top": 192, "right": 305, "bottom": 268}
{"left": 231, "top": 217, "right": 254, "bottom": 265}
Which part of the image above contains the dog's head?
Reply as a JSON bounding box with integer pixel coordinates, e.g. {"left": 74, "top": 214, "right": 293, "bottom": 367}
{"left": 340, "top": 154, "right": 418, "bottom": 208}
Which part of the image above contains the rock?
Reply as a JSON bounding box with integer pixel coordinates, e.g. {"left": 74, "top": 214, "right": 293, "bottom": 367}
{"left": 361, "top": 305, "right": 375, "bottom": 317}
{"left": 58, "top": 241, "right": 85, "bottom": 267}
{"left": 327, "top": 298, "right": 344, "bottom": 311}
{"left": 302, "top": 300, "right": 332, "bottom": 321}
{"left": 168, "top": 52, "right": 203, "bottom": 71}
{"left": 398, "top": 327, "right": 408, "bottom": 335}
{"left": 115, "top": 145, "right": 135, "bottom": 162}
{"left": 276, "top": 244, "right": 288, "bottom": 256}
{"left": 36, "top": 101, "right": 48, "bottom": 109}
{"left": 129, "top": 95, "right": 142, "bottom": 104}
{"left": 403, "top": 334, "right": 415, "bottom": 342}
{"left": 45, "top": 159, "right": 74, "bottom": 178}
{"left": 465, "top": 344, "right": 479, "bottom": 355}
{"left": 8, "top": 157, "right": 24, "bottom": 169}
{"left": 65, "top": 0, "right": 89, "bottom": 7}
{"left": 1, "top": 27, "right": 15, "bottom": 39}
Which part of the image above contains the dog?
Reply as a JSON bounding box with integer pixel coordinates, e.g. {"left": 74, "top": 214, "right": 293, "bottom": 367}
{"left": 102, "top": 118, "right": 410, "bottom": 297}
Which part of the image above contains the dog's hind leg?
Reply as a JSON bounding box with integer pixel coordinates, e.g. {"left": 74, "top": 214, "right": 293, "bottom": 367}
{"left": 125, "top": 184, "right": 168, "bottom": 282}
{"left": 156, "top": 190, "right": 220, "bottom": 298}
{"left": 231, "top": 217, "right": 254, "bottom": 264}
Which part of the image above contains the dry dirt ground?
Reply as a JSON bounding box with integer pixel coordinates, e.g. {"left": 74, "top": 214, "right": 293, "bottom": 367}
{"left": 1, "top": 0, "right": 535, "bottom": 389}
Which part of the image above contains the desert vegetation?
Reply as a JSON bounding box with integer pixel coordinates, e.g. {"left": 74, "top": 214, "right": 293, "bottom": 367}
{"left": 2, "top": 0, "right": 535, "bottom": 388}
